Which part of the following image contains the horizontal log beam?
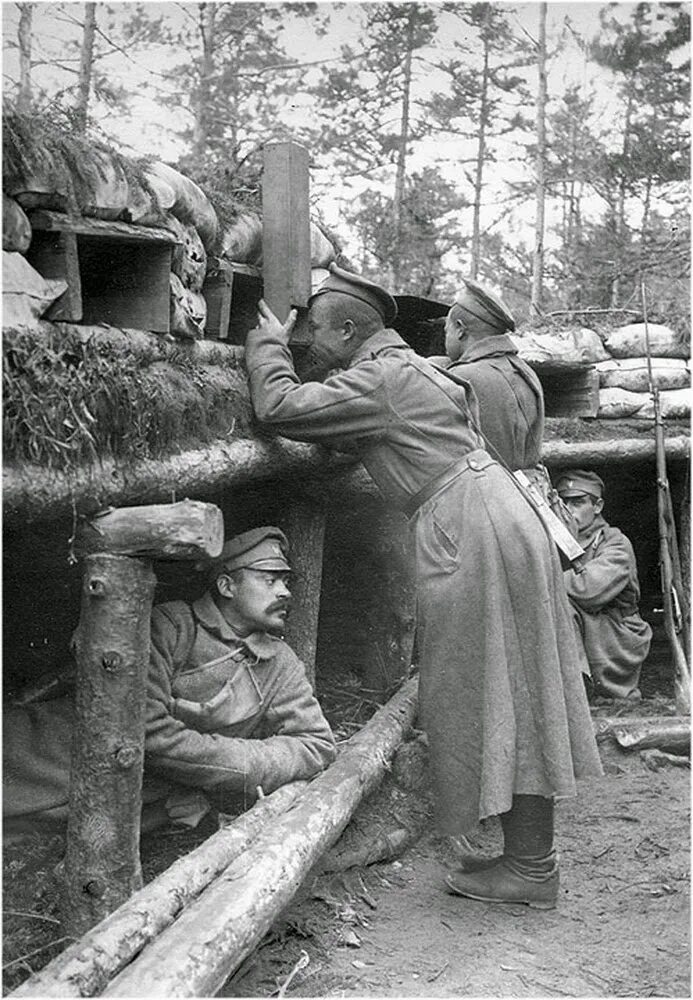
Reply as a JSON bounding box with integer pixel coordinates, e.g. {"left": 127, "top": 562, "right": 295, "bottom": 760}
{"left": 75, "top": 501, "right": 224, "bottom": 560}
{"left": 10, "top": 782, "right": 307, "bottom": 998}
{"left": 543, "top": 435, "right": 690, "bottom": 467}
{"left": 3, "top": 439, "right": 355, "bottom": 527}
{"left": 103, "top": 677, "right": 420, "bottom": 998}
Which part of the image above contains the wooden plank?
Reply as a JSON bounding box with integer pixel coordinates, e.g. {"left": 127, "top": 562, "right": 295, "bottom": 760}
{"left": 202, "top": 259, "right": 234, "bottom": 339}
{"left": 540, "top": 367, "right": 600, "bottom": 418}
{"left": 262, "top": 142, "right": 311, "bottom": 322}
{"left": 27, "top": 229, "right": 83, "bottom": 322}
{"left": 29, "top": 209, "right": 176, "bottom": 244}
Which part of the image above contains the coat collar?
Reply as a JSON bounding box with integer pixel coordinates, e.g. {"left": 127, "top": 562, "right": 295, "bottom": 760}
{"left": 349, "top": 328, "right": 410, "bottom": 368}
{"left": 192, "top": 592, "right": 280, "bottom": 661}
{"left": 578, "top": 513, "right": 608, "bottom": 549}
{"left": 459, "top": 334, "right": 518, "bottom": 364}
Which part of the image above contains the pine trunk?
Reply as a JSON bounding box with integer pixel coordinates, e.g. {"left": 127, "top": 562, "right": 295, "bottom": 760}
{"left": 17, "top": 4, "right": 33, "bottom": 116}
{"left": 471, "top": 36, "right": 490, "bottom": 280}
{"left": 61, "top": 554, "right": 156, "bottom": 938}
{"left": 530, "top": 3, "right": 547, "bottom": 316}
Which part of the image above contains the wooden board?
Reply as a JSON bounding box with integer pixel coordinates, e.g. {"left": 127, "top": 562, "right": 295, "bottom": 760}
{"left": 27, "top": 230, "right": 82, "bottom": 322}
{"left": 262, "top": 142, "right": 311, "bottom": 322}
{"left": 28, "top": 209, "right": 176, "bottom": 244}
{"left": 202, "top": 259, "right": 234, "bottom": 339}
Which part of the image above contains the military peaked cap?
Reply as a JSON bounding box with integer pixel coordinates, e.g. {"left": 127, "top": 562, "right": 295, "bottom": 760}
{"left": 309, "top": 262, "right": 398, "bottom": 326}
{"left": 555, "top": 469, "right": 605, "bottom": 500}
{"left": 211, "top": 526, "right": 291, "bottom": 575}
{"left": 454, "top": 278, "right": 515, "bottom": 333}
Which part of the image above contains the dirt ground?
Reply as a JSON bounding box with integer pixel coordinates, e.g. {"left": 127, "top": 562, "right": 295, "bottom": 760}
{"left": 3, "top": 698, "right": 690, "bottom": 999}
{"left": 218, "top": 707, "right": 691, "bottom": 1000}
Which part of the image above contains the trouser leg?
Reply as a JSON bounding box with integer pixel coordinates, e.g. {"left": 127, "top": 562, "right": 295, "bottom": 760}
{"left": 445, "top": 796, "right": 559, "bottom": 908}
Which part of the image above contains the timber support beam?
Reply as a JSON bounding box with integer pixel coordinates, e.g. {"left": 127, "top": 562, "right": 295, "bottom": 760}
{"left": 60, "top": 500, "right": 224, "bottom": 938}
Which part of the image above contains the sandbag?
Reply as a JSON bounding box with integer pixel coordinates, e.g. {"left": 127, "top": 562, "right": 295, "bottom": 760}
{"left": 605, "top": 323, "right": 688, "bottom": 360}
{"left": 597, "top": 386, "right": 647, "bottom": 419}
{"left": 634, "top": 388, "right": 690, "bottom": 421}
{"left": 146, "top": 162, "right": 218, "bottom": 250}
{"left": 310, "top": 222, "right": 336, "bottom": 267}
{"left": 163, "top": 215, "right": 207, "bottom": 291}
{"left": 513, "top": 327, "right": 610, "bottom": 365}
{"left": 75, "top": 148, "right": 130, "bottom": 220}
{"left": 220, "top": 212, "right": 263, "bottom": 265}
{"left": 169, "top": 272, "right": 207, "bottom": 339}
{"left": 2, "top": 194, "right": 32, "bottom": 253}
{"left": 597, "top": 357, "right": 690, "bottom": 392}
{"left": 2, "top": 250, "right": 67, "bottom": 326}
{"left": 5, "top": 145, "right": 71, "bottom": 213}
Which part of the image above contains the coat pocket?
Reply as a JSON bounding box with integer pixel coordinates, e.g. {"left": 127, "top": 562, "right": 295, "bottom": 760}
{"left": 416, "top": 506, "right": 459, "bottom": 576}
{"left": 172, "top": 661, "right": 264, "bottom": 734}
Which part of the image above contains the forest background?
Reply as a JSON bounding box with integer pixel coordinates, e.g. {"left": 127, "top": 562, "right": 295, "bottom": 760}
{"left": 2, "top": 0, "right": 690, "bottom": 328}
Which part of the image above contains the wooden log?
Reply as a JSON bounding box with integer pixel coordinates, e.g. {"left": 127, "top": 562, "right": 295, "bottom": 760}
{"left": 75, "top": 500, "right": 224, "bottom": 560}
{"left": 103, "top": 677, "right": 419, "bottom": 997}
{"left": 11, "top": 783, "right": 306, "bottom": 999}
{"left": 543, "top": 435, "right": 689, "bottom": 467}
{"left": 262, "top": 141, "right": 311, "bottom": 322}
{"left": 594, "top": 716, "right": 690, "bottom": 754}
{"left": 62, "top": 553, "right": 156, "bottom": 939}
{"left": 277, "top": 499, "right": 326, "bottom": 688}
{"left": 640, "top": 748, "right": 690, "bottom": 771}
{"left": 3, "top": 438, "right": 354, "bottom": 527}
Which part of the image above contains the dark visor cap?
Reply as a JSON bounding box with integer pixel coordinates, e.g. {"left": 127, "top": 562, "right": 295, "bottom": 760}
{"left": 309, "top": 262, "right": 398, "bottom": 326}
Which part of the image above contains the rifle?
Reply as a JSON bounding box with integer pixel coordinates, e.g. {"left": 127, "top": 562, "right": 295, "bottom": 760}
{"left": 641, "top": 278, "right": 690, "bottom": 714}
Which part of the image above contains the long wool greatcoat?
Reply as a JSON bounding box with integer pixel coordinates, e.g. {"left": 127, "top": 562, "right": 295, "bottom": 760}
{"left": 430, "top": 334, "right": 545, "bottom": 471}
{"left": 246, "top": 327, "right": 603, "bottom": 834}
{"left": 564, "top": 515, "right": 652, "bottom": 699}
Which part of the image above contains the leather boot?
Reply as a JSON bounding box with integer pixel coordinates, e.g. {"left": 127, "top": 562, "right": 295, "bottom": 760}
{"left": 446, "top": 795, "right": 559, "bottom": 909}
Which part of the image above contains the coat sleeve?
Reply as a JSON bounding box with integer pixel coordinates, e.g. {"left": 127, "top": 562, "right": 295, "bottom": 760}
{"left": 144, "top": 608, "right": 335, "bottom": 795}
{"left": 245, "top": 325, "right": 388, "bottom": 445}
{"left": 563, "top": 532, "right": 633, "bottom": 613}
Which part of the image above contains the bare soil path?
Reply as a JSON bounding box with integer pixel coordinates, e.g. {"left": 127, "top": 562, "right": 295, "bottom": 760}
{"left": 222, "top": 728, "right": 690, "bottom": 999}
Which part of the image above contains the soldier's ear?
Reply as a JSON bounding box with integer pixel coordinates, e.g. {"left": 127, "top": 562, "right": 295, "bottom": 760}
{"left": 594, "top": 497, "right": 604, "bottom": 515}
{"left": 342, "top": 318, "right": 356, "bottom": 341}
{"left": 216, "top": 572, "right": 236, "bottom": 600}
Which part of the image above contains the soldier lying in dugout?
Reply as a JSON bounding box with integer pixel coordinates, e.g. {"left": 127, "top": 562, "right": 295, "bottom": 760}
{"left": 3, "top": 527, "right": 336, "bottom": 841}
{"left": 556, "top": 470, "right": 653, "bottom": 702}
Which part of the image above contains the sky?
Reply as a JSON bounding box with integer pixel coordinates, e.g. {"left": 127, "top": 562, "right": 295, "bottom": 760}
{"left": 2, "top": 2, "right": 687, "bottom": 273}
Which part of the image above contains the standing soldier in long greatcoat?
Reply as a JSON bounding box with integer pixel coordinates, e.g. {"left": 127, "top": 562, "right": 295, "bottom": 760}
{"left": 245, "top": 264, "right": 602, "bottom": 909}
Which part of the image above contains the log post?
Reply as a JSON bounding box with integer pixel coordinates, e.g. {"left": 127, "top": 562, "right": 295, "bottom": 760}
{"left": 277, "top": 498, "right": 326, "bottom": 688}
{"left": 262, "top": 141, "right": 311, "bottom": 324}
{"left": 62, "top": 553, "right": 156, "bottom": 938}
{"left": 61, "top": 501, "right": 225, "bottom": 938}
{"left": 102, "top": 677, "right": 419, "bottom": 997}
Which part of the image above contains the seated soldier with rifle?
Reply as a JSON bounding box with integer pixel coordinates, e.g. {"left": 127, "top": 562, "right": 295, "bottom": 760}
{"left": 3, "top": 527, "right": 336, "bottom": 840}
{"left": 556, "top": 470, "right": 653, "bottom": 702}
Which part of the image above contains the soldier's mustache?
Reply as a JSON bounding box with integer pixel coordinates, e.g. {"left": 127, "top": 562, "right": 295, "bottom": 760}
{"left": 267, "top": 600, "right": 291, "bottom": 614}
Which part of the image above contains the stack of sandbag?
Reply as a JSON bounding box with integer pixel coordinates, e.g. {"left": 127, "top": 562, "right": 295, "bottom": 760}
{"left": 596, "top": 324, "right": 690, "bottom": 420}
{"left": 511, "top": 327, "right": 611, "bottom": 366}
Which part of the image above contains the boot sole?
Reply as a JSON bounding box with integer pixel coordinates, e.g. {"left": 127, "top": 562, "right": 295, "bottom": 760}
{"left": 445, "top": 876, "right": 557, "bottom": 909}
